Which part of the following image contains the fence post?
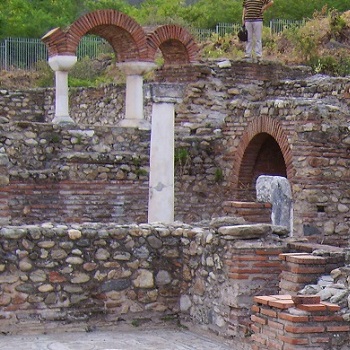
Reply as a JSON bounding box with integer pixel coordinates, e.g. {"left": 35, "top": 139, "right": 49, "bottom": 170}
{"left": 4, "top": 39, "right": 8, "bottom": 71}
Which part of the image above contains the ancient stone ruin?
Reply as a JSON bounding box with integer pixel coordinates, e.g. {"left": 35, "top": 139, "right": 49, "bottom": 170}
{"left": 0, "top": 9, "right": 349, "bottom": 350}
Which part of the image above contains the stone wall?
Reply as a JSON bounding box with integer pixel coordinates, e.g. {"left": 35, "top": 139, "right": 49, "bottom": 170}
{"left": 0, "top": 221, "right": 288, "bottom": 336}
{"left": 0, "top": 121, "right": 226, "bottom": 225}
{"left": 1, "top": 221, "right": 349, "bottom": 342}
{"left": 0, "top": 222, "right": 184, "bottom": 333}
{"left": 0, "top": 60, "right": 350, "bottom": 245}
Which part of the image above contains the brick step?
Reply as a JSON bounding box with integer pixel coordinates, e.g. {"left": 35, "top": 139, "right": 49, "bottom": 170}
{"left": 223, "top": 201, "right": 271, "bottom": 224}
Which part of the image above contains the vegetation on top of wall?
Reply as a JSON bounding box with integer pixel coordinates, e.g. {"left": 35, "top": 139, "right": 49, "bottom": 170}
{"left": 1, "top": 6, "right": 350, "bottom": 89}
{"left": 200, "top": 8, "right": 350, "bottom": 76}
{"left": 1, "top": 0, "right": 349, "bottom": 39}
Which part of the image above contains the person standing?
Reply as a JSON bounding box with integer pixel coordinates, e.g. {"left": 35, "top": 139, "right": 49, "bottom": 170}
{"left": 242, "top": 0, "right": 273, "bottom": 62}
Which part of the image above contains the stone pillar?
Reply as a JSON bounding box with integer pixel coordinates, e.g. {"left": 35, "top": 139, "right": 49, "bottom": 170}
{"left": 48, "top": 55, "right": 77, "bottom": 124}
{"left": 117, "top": 62, "right": 157, "bottom": 130}
{"left": 256, "top": 175, "right": 294, "bottom": 234}
{"left": 148, "top": 84, "right": 185, "bottom": 224}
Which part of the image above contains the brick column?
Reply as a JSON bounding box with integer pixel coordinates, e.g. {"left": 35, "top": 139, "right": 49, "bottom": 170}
{"left": 279, "top": 253, "right": 327, "bottom": 295}
{"left": 224, "top": 245, "right": 285, "bottom": 336}
{"left": 251, "top": 294, "right": 350, "bottom": 350}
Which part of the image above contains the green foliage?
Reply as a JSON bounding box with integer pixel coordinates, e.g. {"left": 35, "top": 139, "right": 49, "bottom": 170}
{"left": 329, "top": 10, "right": 347, "bottom": 38}
{"left": 133, "top": 0, "right": 189, "bottom": 26}
{"left": 0, "top": 0, "right": 84, "bottom": 38}
{"left": 214, "top": 168, "right": 224, "bottom": 183}
{"left": 282, "top": 25, "right": 318, "bottom": 61}
{"left": 68, "top": 56, "right": 114, "bottom": 87}
{"left": 201, "top": 33, "right": 241, "bottom": 59}
{"left": 182, "top": 0, "right": 242, "bottom": 29}
{"left": 310, "top": 55, "right": 350, "bottom": 77}
{"left": 174, "top": 148, "right": 189, "bottom": 167}
{"left": 1, "top": 0, "right": 350, "bottom": 39}
{"left": 35, "top": 61, "right": 55, "bottom": 87}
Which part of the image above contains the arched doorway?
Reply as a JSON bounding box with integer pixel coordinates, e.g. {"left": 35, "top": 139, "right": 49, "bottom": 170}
{"left": 236, "top": 133, "right": 287, "bottom": 201}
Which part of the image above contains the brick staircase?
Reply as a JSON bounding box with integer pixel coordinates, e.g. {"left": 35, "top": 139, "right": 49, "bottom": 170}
{"left": 222, "top": 201, "right": 272, "bottom": 224}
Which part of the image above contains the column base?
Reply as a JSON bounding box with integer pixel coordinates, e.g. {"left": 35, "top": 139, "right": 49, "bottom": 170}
{"left": 52, "top": 115, "right": 75, "bottom": 124}
{"left": 118, "top": 118, "right": 151, "bottom": 130}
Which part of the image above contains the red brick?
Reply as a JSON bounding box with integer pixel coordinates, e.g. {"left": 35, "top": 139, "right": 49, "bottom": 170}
{"left": 269, "top": 299, "right": 295, "bottom": 309}
{"left": 251, "top": 333, "right": 267, "bottom": 345}
{"left": 268, "top": 319, "right": 284, "bottom": 330}
{"left": 285, "top": 325, "right": 325, "bottom": 333}
{"left": 260, "top": 307, "right": 277, "bottom": 318}
{"left": 296, "top": 303, "right": 327, "bottom": 312}
{"left": 254, "top": 296, "right": 277, "bottom": 305}
{"left": 251, "top": 323, "right": 261, "bottom": 334}
{"left": 235, "top": 255, "right": 267, "bottom": 261}
{"left": 278, "top": 312, "right": 309, "bottom": 323}
{"left": 267, "top": 338, "right": 284, "bottom": 350}
{"left": 321, "top": 301, "right": 341, "bottom": 311}
{"left": 311, "top": 314, "right": 344, "bottom": 322}
{"left": 311, "top": 336, "right": 331, "bottom": 344}
{"left": 253, "top": 261, "right": 282, "bottom": 268}
{"left": 327, "top": 325, "right": 350, "bottom": 332}
{"left": 291, "top": 295, "right": 321, "bottom": 305}
{"left": 278, "top": 334, "right": 309, "bottom": 345}
{"left": 251, "top": 315, "right": 267, "bottom": 325}
{"left": 280, "top": 271, "right": 317, "bottom": 283}
{"left": 285, "top": 255, "right": 326, "bottom": 265}
{"left": 286, "top": 263, "right": 325, "bottom": 274}
{"left": 279, "top": 253, "right": 309, "bottom": 261}
{"left": 230, "top": 267, "right": 266, "bottom": 274}
{"left": 251, "top": 305, "right": 260, "bottom": 313}
{"left": 255, "top": 249, "right": 284, "bottom": 255}
{"left": 269, "top": 295, "right": 293, "bottom": 300}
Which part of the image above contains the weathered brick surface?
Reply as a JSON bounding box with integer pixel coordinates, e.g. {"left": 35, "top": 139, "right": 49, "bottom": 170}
{"left": 42, "top": 9, "right": 198, "bottom": 64}
{"left": 251, "top": 295, "right": 350, "bottom": 349}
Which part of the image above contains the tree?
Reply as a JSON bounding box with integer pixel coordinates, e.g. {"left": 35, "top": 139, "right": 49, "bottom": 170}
{"left": 0, "top": 0, "right": 84, "bottom": 38}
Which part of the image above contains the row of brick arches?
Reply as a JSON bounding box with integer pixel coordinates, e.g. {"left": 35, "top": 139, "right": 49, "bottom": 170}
{"left": 42, "top": 9, "right": 199, "bottom": 65}
{"left": 41, "top": 9, "right": 293, "bottom": 217}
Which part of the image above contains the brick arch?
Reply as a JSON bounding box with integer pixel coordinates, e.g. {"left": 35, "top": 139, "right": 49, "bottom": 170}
{"left": 42, "top": 10, "right": 150, "bottom": 62}
{"left": 147, "top": 24, "right": 199, "bottom": 65}
{"left": 231, "top": 116, "right": 295, "bottom": 197}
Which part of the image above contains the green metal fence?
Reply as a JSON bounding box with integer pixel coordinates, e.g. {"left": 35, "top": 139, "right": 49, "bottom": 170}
{"left": 0, "top": 36, "right": 111, "bottom": 71}
{"left": 0, "top": 19, "right": 305, "bottom": 71}
{"left": 269, "top": 19, "right": 306, "bottom": 34}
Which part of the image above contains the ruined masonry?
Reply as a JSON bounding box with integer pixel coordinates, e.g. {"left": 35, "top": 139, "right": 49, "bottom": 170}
{"left": 0, "top": 8, "right": 349, "bottom": 350}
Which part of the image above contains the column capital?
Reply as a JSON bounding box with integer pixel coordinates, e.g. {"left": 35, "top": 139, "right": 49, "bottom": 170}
{"left": 150, "top": 83, "right": 186, "bottom": 103}
{"left": 48, "top": 55, "right": 77, "bottom": 72}
{"left": 117, "top": 61, "right": 157, "bottom": 75}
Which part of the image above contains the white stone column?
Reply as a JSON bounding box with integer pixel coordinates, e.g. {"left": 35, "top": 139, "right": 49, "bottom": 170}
{"left": 148, "top": 84, "right": 185, "bottom": 224}
{"left": 117, "top": 62, "right": 157, "bottom": 130}
{"left": 48, "top": 55, "right": 77, "bottom": 124}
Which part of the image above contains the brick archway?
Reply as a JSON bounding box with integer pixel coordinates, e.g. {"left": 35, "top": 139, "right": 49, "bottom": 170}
{"left": 147, "top": 24, "right": 199, "bottom": 65}
{"left": 231, "top": 116, "right": 294, "bottom": 199}
{"left": 42, "top": 10, "right": 199, "bottom": 64}
{"left": 42, "top": 9, "right": 150, "bottom": 62}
